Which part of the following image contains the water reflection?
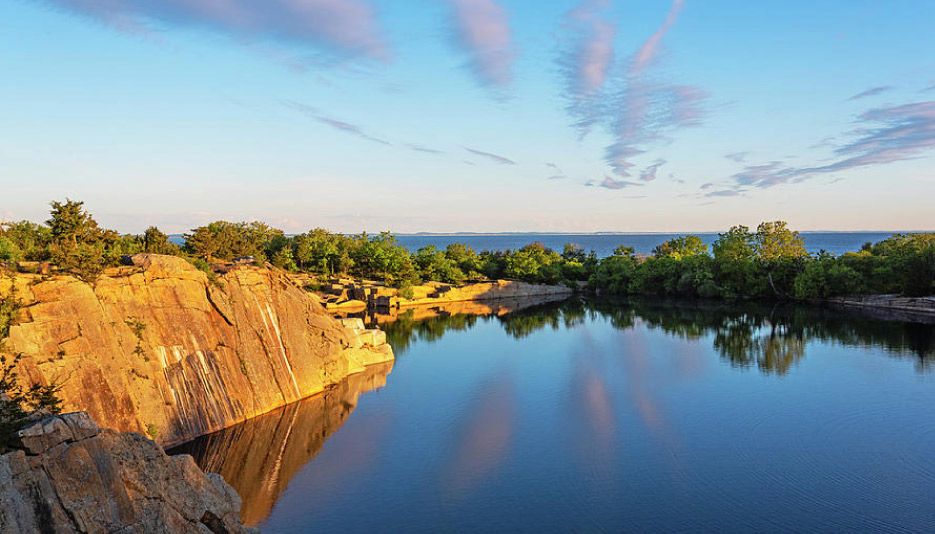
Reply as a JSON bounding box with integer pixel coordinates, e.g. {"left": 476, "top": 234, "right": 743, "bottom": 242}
{"left": 169, "top": 361, "right": 393, "bottom": 526}
{"left": 174, "top": 297, "right": 935, "bottom": 530}
{"left": 382, "top": 298, "right": 935, "bottom": 373}
{"left": 443, "top": 370, "right": 517, "bottom": 497}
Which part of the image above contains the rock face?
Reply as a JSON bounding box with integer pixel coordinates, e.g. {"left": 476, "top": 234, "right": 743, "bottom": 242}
{"left": 0, "top": 254, "right": 393, "bottom": 447}
{"left": 826, "top": 295, "right": 935, "bottom": 324}
{"left": 0, "top": 412, "right": 252, "bottom": 534}
{"left": 320, "top": 278, "right": 574, "bottom": 310}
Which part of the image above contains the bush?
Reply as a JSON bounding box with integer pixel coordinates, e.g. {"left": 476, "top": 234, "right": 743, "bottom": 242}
{"left": 1, "top": 354, "right": 63, "bottom": 452}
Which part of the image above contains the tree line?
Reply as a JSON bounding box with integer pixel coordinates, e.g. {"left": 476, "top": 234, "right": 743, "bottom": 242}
{"left": 0, "top": 200, "right": 933, "bottom": 299}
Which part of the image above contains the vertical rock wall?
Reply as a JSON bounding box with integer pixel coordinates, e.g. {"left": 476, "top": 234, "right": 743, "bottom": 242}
{"left": 0, "top": 255, "right": 393, "bottom": 447}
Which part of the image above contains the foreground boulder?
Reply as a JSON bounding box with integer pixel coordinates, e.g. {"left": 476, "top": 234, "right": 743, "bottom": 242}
{"left": 0, "top": 412, "right": 253, "bottom": 534}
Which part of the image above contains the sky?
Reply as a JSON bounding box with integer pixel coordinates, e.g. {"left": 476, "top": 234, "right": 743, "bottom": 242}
{"left": 1, "top": 0, "right": 934, "bottom": 234}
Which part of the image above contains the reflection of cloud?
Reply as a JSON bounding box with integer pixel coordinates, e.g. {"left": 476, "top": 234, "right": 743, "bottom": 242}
{"left": 35, "top": 0, "right": 389, "bottom": 60}
{"left": 730, "top": 101, "right": 935, "bottom": 188}
{"left": 463, "top": 146, "right": 516, "bottom": 164}
{"left": 447, "top": 0, "right": 515, "bottom": 87}
{"left": 443, "top": 372, "right": 516, "bottom": 496}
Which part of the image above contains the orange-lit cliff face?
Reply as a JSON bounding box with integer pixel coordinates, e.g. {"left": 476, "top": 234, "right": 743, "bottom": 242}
{"left": 0, "top": 254, "right": 393, "bottom": 447}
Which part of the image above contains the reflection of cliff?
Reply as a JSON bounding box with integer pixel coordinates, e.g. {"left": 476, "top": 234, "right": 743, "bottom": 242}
{"left": 171, "top": 361, "right": 393, "bottom": 526}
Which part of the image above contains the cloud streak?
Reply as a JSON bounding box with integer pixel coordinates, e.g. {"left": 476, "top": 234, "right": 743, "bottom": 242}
{"left": 283, "top": 100, "right": 391, "bottom": 145}
{"left": 598, "top": 175, "right": 644, "bottom": 189}
{"left": 447, "top": 0, "right": 515, "bottom": 87}
{"left": 848, "top": 86, "right": 893, "bottom": 101}
{"left": 408, "top": 144, "right": 444, "bottom": 154}
{"left": 631, "top": 0, "right": 685, "bottom": 74}
{"left": 33, "top": 0, "right": 389, "bottom": 60}
{"left": 464, "top": 146, "right": 516, "bottom": 164}
{"left": 730, "top": 100, "right": 935, "bottom": 189}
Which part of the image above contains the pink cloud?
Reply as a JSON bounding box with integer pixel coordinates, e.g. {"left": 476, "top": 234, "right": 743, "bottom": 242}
{"left": 562, "top": 0, "right": 616, "bottom": 96}
{"left": 34, "top": 0, "right": 389, "bottom": 60}
{"left": 448, "top": 0, "right": 515, "bottom": 86}
{"left": 631, "top": 0, "right": 684, "bottom": 74}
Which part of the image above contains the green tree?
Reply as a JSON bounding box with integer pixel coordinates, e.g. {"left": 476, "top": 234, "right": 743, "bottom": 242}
{"left": 142, "top": 226, "right": 173, "bottom": 254}
{"left": 47, "top": 199, "right": 98, "bottom": 247}
{"left": 652, "top": 235, "right": 709, "bottom": 259}
{"left": 754, "top": 221, "right": 807, "bottom": 261}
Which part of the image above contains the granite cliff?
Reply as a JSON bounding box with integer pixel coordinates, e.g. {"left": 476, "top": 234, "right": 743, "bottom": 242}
{"left": 0, "top": 254, "right": 393, "bottom": 447}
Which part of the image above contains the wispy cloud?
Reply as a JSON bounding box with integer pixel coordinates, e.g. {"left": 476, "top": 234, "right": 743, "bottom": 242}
{"left": 408, "top": 144, "right": 444, "bottom": 154}
{"left": 282, "top": 100, "right": 391, "bottom": 145}
{"left": 598, "top": 175, "right": 644, "bottom": 189}
{"left": 630, "top": 0, "right": 684, "bottom": 74}
{"left": 639, "top": 159, "right": 666, "bottom": 182}
{"left": 922, "top": 82, "right": 935, "bottom": 93}
{"left": 33, "top": 0, "right": 389, "bottom": 60}
{"left": 546, "top": 162, "right": 567, "bottom": 180}
{"left": 464, "top": 146, "right": 516, "bottom": 164}
{"left": 705, "top": 188, "right": 744, "bottom": 197}
{"left": 605, "top": 1, "right": 705, "bottom": 177}
{"left": 554, "top": 0, "right": 704, "bottom": 177}
{"left": 725, "top": 151, "right": 748, "bottom": 163}
{"left": 558, "top": 0, "right": 616, "bottom": 107}
{"left": 447, "top": 0, "right": 515, "bottom": 87}
{"left": 730, "top": 100, "right": 935, "bottom": 188}
{"left": 848, "top": 86, "right": 893, "bottom": 101}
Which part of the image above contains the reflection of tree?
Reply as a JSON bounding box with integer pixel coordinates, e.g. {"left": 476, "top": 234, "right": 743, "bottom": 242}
{"left": 711, "top": 316, "right": 805, "bottom": 375}
{"left": 383, "top": 309, "right": 482, "bottom": 354}
{"left": 381, "top": 296, "right": 935, "bottom": 373}
{"left": 756, "top": 326, "right": 805, "bottom": 375}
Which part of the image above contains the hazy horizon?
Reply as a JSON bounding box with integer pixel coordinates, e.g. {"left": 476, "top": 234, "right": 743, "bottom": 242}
{"left": 3, "top": 0, "right": 933, "bottom": 233}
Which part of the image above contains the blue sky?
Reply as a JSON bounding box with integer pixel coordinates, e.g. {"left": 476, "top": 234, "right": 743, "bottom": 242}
{"left": 2, "top": 0, "right": 933, "bottom": 233}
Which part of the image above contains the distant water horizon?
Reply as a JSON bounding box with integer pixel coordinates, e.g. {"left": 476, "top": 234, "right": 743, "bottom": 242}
{"left": 168, "top": 230, "right": 928, "bottom": 258}
{"left": 391, "top": 231, "right": 919, "bottom": 257}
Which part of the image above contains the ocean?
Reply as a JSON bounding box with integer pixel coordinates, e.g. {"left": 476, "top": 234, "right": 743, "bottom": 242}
{"left": 392, "top": 232, "right": 902, "bottom": 257}
{"left": 168, "top": 231, "right": 917, "bottom": 258}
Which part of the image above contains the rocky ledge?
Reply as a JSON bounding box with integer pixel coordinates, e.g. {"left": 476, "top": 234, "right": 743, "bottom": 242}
{"left": 0, "top": 412, "right": 253, "bottom": 534}
{"left": 317, "top": 278, "right": 575, "bottom": 310}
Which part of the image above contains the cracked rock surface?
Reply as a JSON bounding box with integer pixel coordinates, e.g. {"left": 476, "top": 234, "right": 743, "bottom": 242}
{"left": 0, "top": 412, "right": 255, "bottom": 534}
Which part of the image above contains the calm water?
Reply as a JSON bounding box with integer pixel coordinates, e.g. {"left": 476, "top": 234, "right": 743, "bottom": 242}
{"left": 174, "top": 298, "right": 935, "bottom": 532}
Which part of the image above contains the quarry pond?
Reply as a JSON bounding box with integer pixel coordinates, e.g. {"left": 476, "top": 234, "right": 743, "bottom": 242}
{"left": 173, "top": 298, "right": 935, "bottom": 532}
